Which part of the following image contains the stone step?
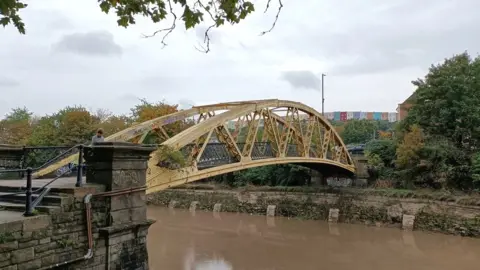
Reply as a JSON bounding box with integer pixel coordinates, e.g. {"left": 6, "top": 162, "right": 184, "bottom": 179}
{"left": 0, "top": 201, "right": 60, "bottom": 214}
{"left": 0, "top": 192, "right": 63, "bottom": 206}
{"left": 0, "top": 185, "right": 69, "bottom": 195}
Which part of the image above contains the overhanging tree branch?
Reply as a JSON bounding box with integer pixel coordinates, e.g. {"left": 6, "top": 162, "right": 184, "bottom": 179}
{"left": 2, "top": 0, "right": 285, "bottom": 53}
{"left": 260, "top": 0, "right": 283, "bottom": 36}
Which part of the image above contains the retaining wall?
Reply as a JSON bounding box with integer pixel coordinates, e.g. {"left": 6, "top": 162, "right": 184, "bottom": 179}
{"left": 147, "top": 189, "right": 480, "bottom": 237}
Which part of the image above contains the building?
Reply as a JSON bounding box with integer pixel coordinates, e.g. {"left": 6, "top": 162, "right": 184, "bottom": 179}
{"left": 397, "top": 91, "right": 417, "bottom": 121}
{"left": 324, "top": 111, "right": 398, "bottom": 122}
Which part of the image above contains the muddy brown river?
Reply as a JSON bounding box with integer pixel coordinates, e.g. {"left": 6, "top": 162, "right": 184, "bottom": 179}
{"left": 147, "top": 207, "right": 480, "bottom": 270}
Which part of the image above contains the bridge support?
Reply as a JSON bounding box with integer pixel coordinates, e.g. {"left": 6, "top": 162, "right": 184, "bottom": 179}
{"left": 84, "top": 142, "right": 156, "bottom": 270}
{"left": 310, "top": 170, "right": 326, "bottom": 186}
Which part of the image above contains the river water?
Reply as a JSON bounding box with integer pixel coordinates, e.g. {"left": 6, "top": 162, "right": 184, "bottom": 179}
{"left": 147, "top": 206, "right": 480, "bottom": 270}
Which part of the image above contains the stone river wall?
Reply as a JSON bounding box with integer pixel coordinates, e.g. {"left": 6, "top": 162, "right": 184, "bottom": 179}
{"left": 147, "top": 188, "right": 480, "bottom": 238}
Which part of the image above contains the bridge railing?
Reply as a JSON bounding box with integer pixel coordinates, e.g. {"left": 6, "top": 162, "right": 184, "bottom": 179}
{"left": 0, "top": 145, "right": 86, "bottom": 216}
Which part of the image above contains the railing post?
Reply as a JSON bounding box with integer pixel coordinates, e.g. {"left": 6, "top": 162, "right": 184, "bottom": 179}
{"left": 76, "top": 145, "right": 84, "bottom": 187}
{"left": 20, "top": 145, "right": 26, "bottom": 179}
{"left": 24, "top": 167, "right": 34, "bottom": 216}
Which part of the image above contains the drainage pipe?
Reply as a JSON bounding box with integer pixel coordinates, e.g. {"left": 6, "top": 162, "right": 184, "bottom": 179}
{"left": 40, "top": 186, "right": 146, "bottom": 269}
{"left": 38, "top": 194, "right": 94, "bottom": 269}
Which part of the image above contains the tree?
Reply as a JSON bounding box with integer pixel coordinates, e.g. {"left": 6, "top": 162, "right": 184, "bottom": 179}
{"left": 130, "top": 99, "right": 193, "bottom": 144}
{"left": 1, "top": 0, "right": 283, "bottom": 52}
{"left": 471, "top": 152, "right": 480, "bottom": 189}
{"left": 97, "top": 115, "right": 133, "bottom": 136}
{"left": 396, "top": 124, "right": 424, "bottom": 169}
{"left": 28, "top": 106, "right": 98, "bottom": 146}
{"left": 405, "top": 52, "right": 480, "bottom": 152}
{"left": 365, "top": 139, "right": 397, "bottom": 168}
{"left": 341, "top": 120, "right": 377, "bottom": 144}
{"left": 0, "top": 107, "right": 33, "bottom": 145}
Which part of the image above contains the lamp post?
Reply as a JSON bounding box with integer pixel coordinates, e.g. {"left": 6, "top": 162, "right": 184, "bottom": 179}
{"left": 321, "top": 73, "right": 326, "bottom": 116}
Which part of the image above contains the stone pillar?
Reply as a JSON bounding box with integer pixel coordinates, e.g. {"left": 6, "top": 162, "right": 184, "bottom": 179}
{"left": 0, "top": 145, "right": 23, "bottom": 178}
{"left": 266, "top": 205, "right": 276, "bottom": 217}
{"left": 83, "top": 142, "right": 156, "bottom": 270}
{"left": 168, "top": 200, "right": 178, "bottom": 208}
{"left": 189, "top": 201, "right": 199, "bottom": 212}
{"left": 328, "top": 208, "right": 340, "bottom": 223}
{"left": 213, "top": 203, "right": 222, "bottom": 212}
{"left": 310, "top": 169, "right": 323, "bottom": 186}
{"left": 402, "top": 214, "right": 415, "bottom": 231}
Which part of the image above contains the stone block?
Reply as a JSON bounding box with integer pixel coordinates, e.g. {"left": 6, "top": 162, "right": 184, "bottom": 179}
{"left": 0, "top": 220, "right": 23, "bottom": 233}
{"left": 0, "top": 241, "right": 18, "bottom": 252}
{"left": 249, "top": 194, "right": 258, "bottom": 204}
{"left": 51, "top": 212, "right": 74, "bottom": 224}
{"left": 236, "top": 193, "right": 248, "bottom": 203}
{"left": 266, "top": 205, "right": 276, "bottom": 217}
{"left": 0, "top": 266, "right": 17, "bottom": 270}
{"left": 0, "top": 252, "right": 10, "bottom": 262}
{"left": 22, "top": 216, "right": 51, "bottom": 232}
{"left": 34, "top": 242, "right": 57, "bottom": 254}
{"left": 168, "top": 200, "right": 178, "bottom": 209}
{"left": 131, "top": 192, "right": 147, "bottom": 208}
{"left": 402, "top": 214, "right": 415, "bottom": 230}
{"left": 387, "top": 204, "right": 403, "bottom": 221}
{"left": 40, "top": 254, "right": 56, "bottom": 266}
{"left": 110, "top": 209, "right": 131, "bottom": 224}
{"left": 213, "top": 203, "right": 222, "bottom": 212}
{"left": 18, "top": 239, "right": 38, "bottom": 249}
{"left": 108, "top": 232, "right": 135, "bottom": 246}
{"left": 11, "top": 247, "right": 34, "bottom": 264}
{"left": 131, "top": 206, "right": 147, "bottom": 222}
{"left": 328, "top": 208, "right": 340, "bottom": 223}
{"left": 17, "top": 258, "right": 41, "bottom": 270}
{"left": 189, "top": 201, "right": 199, "bottom": 212}
{"left": 32, "top": 229, "right": 52, "bottom": 240}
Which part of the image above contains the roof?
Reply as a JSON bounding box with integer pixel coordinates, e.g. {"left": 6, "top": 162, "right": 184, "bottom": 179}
{"left": 403, "top": 91, "right": 417, "bottom": 104}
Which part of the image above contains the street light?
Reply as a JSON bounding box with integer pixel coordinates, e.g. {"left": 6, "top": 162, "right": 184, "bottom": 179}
{"left": 321, "top": 73, "right": 326, "bottom": 116}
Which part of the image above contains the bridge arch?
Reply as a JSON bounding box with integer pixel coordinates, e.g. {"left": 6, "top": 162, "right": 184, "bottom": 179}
{"left": 143, "top": 100, "right": 355, "bottom": 193}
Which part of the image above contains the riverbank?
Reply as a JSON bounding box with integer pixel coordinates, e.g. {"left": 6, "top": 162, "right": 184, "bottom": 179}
{"left": 147, "top": 184, "right": 480, "bottom": 237}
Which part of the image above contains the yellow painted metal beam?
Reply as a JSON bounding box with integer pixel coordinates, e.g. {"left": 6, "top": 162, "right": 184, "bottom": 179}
{"left": 146, "top": 157, "right": 355, "bottom": 194}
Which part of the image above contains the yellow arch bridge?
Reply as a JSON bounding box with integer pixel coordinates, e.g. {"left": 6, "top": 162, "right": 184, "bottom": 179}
{"left": 33, "top": 99, "right": 356, "bottom": 194}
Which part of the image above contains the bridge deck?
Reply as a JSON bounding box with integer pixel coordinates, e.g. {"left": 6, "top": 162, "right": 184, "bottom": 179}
{"left": 0, "top": 177, "right": 77, "bottom": 189}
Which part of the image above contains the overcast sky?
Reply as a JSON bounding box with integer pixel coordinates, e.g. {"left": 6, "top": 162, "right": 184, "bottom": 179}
{"left": 1, "top": 0, "right": 478, "bottom": 117}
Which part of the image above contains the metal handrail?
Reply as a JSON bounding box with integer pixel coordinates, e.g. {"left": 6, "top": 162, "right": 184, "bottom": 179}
{"left": 0, "top": 144, "right": 86, "bottom": 216}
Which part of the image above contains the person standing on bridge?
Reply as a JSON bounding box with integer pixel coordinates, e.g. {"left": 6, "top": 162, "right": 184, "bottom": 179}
{"left": 91, "top": 128, "right": 105, "bottom": 144}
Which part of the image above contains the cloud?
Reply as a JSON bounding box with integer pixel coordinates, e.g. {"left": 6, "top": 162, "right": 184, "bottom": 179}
{"left": 280, "top": 71, "right": 321, "bottom": 91}
{"left": 276, "top": 0, "right": 480, "bottom": 76}
{"left": 178, "top": 98, "right": 195, "bottom": 110}
{"left": 0, "top": 77, "right": 19, "bottom": 88}
{"left": 52, "top": 31, "right": 122, "bottom": 56}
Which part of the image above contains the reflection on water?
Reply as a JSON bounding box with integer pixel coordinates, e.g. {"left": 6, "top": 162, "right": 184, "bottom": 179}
{"left": 147, "top": 207, "right": 480, "bottom": 270}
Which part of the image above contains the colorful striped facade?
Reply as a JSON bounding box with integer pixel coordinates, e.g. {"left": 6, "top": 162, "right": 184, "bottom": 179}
{"left": 226, "top": 111, "right": 399, "bottom": 129}
{"left": 324, "top": 111, "right": 398, "bottom": 122}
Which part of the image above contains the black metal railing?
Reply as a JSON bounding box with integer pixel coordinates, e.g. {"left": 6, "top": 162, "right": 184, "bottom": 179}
{"left": 0, "top": 144, "right": 85, "bottom": 216}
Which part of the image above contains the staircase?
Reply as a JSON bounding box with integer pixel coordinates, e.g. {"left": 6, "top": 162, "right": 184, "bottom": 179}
{"left": 0, "top": 185, "right": 64, "bottom": 214}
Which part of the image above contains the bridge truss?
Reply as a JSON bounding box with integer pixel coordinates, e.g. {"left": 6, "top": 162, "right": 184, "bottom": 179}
{"left": 33, "top": 99, "right": 355, "bottom": 194}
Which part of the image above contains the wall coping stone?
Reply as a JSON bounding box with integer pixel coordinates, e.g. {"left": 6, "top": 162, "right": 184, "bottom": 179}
{"left": 98, "top": 219, "right": 155, "bottom": 236}
{"left": 83, "top": 142, "right": 156, "bottom": 162}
